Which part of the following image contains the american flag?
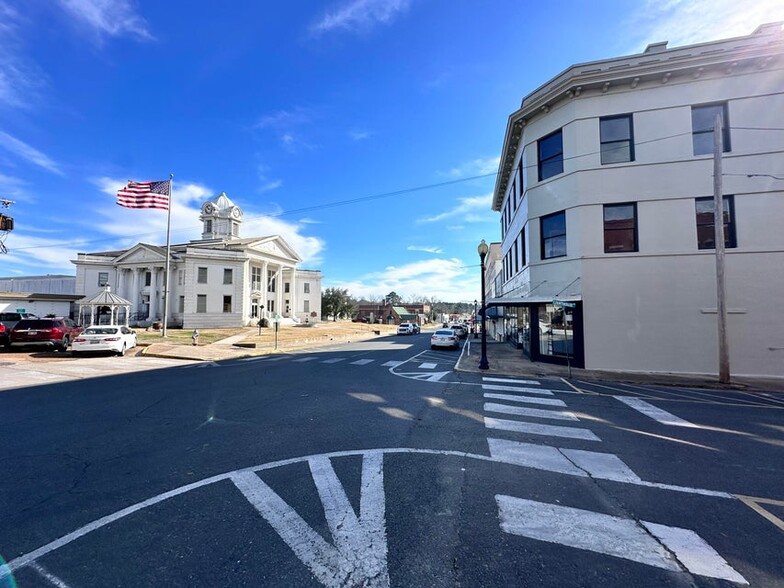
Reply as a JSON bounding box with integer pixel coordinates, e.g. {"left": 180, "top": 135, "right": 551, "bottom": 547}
{"left": 116, "top": 180, "right": 171, "bottom": 210}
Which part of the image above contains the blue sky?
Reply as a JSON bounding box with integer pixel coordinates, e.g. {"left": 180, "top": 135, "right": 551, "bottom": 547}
{"left": 1, "top": 0, "right": 782, "bottom": 301}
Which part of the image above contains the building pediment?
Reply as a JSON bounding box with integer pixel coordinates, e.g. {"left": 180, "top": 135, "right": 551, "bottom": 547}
{"left": 114, "top": 244, "right": 167, "bottom": 265}
{"left": 246, "top": 236, "right": 303, "bottom": 263}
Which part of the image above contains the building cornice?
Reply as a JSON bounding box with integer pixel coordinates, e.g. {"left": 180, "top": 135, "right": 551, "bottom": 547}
{"left": 492, "top": 22, "right": 784, "bottom": 210}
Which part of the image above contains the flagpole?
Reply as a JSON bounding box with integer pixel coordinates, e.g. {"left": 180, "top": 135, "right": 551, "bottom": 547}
{"left": 162, "top": 173, "right": 174, "bottom": 338}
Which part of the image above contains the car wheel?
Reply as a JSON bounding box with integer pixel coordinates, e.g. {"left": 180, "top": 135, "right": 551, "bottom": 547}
{"left": 57, "top": 337, "right": 69, "bottom": 352}
{"left": 118, "top": 344, "right": 126, "bottom": 357}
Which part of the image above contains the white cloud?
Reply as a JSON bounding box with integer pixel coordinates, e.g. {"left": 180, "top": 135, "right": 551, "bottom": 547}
{"left": 417, "top": 193, "right": 493, "bottom": 224}
{"left": 407, "top": 245, "right": 443, "bottom": 254}
{"left": 57, "top": 0, "right": 154, "bottom": 42}
{"left": 0, "top": 4, "right": 46, "bottom": 111}
{"left": 349, "top": 129, "right": 371, "bottom": 141}
{"left": 442, "top": 156, "right": 500, "bottom": 179}
{"left": 0, "top": 231, "right": 89, "bottom": 272}
{"left": 311, "top": 0, "right": 411, "bottom": 34}
{"left": 330, "top": 257, "right": 479, "bottom": 301}
{"left": 626, "top": 0, "right": 784, "bottom": 52}
{"left": 256, "top": 108, "right": 316, "bottom": 152}
{"left": 0, "top": 131, "right": 63, "bottom": 175}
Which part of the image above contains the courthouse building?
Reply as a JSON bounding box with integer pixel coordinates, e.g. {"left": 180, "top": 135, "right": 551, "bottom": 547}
{"left": 73, "top": 193, "right": 321, "bottom": 329}
{"left": 489, "top": 23, "right": 784, "bottom": 378}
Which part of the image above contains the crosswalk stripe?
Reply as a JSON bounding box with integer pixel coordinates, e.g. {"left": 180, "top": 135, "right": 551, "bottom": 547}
{"left": 350, "top": 359, "right": 374, "bottom": 366}
{"left": 419, "top": 362, "right": 437, "bottom": 369}
{"left": 293, "top": 357, "right": 318, "bottom": 362}
{"left": 560, "top": 448, "right": 641, "bottom": 483}
{"left": 382, "top": 361, "right": 403, "bottom": 367}
{"left": 485, "top": 417, "right": 600, "bottom": 441}
{"left": 483, "top": 377, "right": 541, "bottom": 385}
{"left": 483, "top": 393, "right": 566, "bottom": 407}
{"left": 496, "top": 496, "right": 747, "bottom": 583}
{"left": 615, "top": 396, "right": 696, "bottom": 427}
{"left": 484, "top": 402, "right": 578, "bottom": 421}
{"left": 482, "top": 384, "right": 553, "bottom": 396}
{"left": 321, "top": 358, "right": 345, "bottom": 364}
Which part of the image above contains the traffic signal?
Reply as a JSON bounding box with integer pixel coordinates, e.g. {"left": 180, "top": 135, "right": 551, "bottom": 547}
{"left": 0, "top": 215, "right": 13, "bottom": 231}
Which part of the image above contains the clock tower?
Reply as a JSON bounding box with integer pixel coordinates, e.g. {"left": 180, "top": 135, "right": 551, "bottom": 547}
{"left": 199, "top": 192, "right": 243, "bottom": 240}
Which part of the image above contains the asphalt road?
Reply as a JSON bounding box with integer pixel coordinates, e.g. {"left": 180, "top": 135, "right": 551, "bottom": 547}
{"left": 0, "top": 334, "right": 782, "bottom": 587}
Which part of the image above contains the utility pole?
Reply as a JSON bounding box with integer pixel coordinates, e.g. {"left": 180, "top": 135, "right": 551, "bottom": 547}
{"left": 713, "top": 112, "right": 730, "bottom": 384}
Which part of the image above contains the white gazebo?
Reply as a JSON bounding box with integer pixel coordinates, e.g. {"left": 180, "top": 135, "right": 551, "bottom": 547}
{"left": 78, "top": 285, "right": 132, "bottom": 327}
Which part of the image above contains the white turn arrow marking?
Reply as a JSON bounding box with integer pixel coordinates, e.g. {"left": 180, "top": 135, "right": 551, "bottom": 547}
{"left": 231, "top": 453, "right": 389, "bottom": 588}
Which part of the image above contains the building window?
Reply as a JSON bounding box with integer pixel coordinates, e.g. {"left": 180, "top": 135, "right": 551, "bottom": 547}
{"left": 205, "top": 219, "right": 212, "bottom": 234}
{"left": 696, "top": 196, "right": 736, "bottom": 249}
{"left": 513, "top": 237, "right": 519, "bottom": 273}
{"left": 251, "top": 301, "right": 259, "bottom": 318}
{"left": 541, "top": 211, "right": 567, "bottom": 259}
{"left": 600, "top": 114, "right": 634, "bottom": 164}
{"left": 197, "top": 267, "right": 208, "bottom": 284}
{"left": 98, "top": 272, "right": 109, "bottom": 287}
{"left": 692, "top": 103, "right": 730, "bottom": 155}
{"left": 251, "top": 267, "right": 261, "bottom": 290}
{"left": 178, "top": 296, "right": 185, "bottom": 313}
{"left": 519, "top": 226, "right": 527, "bottom": 267}
{"left": 538, "top": 129, "right": 563, "bottom": 181}
{"left": 232, "top": 223, "right": 239, "bottom": 237}
{"left": 196, "top": 294, "right": 207, "bottom": 313}
{"left": 603, "top": 203, "right": 638, "bottom": 253}
{"left": 223, "top": 295, "right": 232, "bottom": 313}
{"left": 304, "top": 300, "right": 310, "bottom": 313}
{"left": 223, "top": 268, "right": 233, "bottom": 285}
{"left": 178, "top": 270, "right": 184, "bottom": 286}
{"left": 284, "top": 282, "right": 290, "bottom": 294}
{"left": 304, "top": 282, "right": 310, "bottom": 294}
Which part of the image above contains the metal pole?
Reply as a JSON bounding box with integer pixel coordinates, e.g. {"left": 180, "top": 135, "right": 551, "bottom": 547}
{"left": 474, "top": 300, "right": 478, "bottom": 339}
{"left": 479, "top": 252, "right": 489, "bottom": 370}
{"left": 713, "top": 113, "right": 730, "bottom": 384}
{"left": 162, "top": 173, "right": 173, "bottom": 338}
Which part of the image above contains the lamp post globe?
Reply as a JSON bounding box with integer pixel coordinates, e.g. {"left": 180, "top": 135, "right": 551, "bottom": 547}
{"left": 477, "top": 239, "right": 490, "bottom": 370}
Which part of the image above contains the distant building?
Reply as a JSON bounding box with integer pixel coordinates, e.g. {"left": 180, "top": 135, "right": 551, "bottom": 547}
{"left": 490, "top": 23, "right": 784, "bottom": 378}
{"left": 72, "top": 193, "right": 322, "bottom": 328}
{"left": 355, "top": 302, "right": 431, "bottom": 325}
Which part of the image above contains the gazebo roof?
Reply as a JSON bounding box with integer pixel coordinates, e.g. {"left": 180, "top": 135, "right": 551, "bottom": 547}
{"left": 78, "top": 285, "right": 131, "bottom": 306}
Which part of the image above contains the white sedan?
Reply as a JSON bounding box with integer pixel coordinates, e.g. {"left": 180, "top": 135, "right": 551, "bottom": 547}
{"left": 431, "top": 329, "right": 459, "bottom": 350}
{"left": 72, "top": 325, "right": 137, "bottom": 356}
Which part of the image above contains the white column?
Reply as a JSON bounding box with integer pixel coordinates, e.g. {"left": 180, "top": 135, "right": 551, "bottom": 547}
{"left": 261, "top": 260, "right": 269, "bottom": 315}
{"left": 276, "top": 267, "right": 283, "bottom": 317}
{"left": 132, "top": 268, "right": 140, "bottom": 317}
{"left": 149, "top": 266, "right": 158, "bottom": 319}
{"left": 289, "top": 267, "right": 297, "bottom": 319}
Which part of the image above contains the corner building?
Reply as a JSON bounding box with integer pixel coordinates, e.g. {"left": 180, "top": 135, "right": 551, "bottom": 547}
{"left": 490, "top": 23, "right": 784, "bottom": 378}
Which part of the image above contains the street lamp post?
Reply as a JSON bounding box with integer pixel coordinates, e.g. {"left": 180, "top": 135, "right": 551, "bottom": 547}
{"left": 477, "top": 239, "right": 490, "bottom": 370}
{"left": 474, "top": 299, "right": 478, "bottom": 339}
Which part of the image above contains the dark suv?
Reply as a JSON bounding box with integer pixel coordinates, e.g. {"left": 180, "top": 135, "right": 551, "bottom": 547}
{"left": 10, "top": 318, "right": 82, "bottom": 352}
{"left": 0, "top": 312, "right": 38, "bottom": 349}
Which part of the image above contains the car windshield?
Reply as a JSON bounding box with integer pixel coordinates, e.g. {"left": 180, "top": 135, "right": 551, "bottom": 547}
{"left": 84, "top": 328, "right": 119, "bottom": 335}
{"left": 16, "top": 320, "right": 55, "bottom": 329}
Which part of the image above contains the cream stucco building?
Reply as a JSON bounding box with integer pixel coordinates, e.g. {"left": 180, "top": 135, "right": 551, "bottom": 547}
{"left": 490, "top": 23, "right": 784, "bottom": 378}
{"left": 73, "top": 193, "right": 322, "bottom": 328}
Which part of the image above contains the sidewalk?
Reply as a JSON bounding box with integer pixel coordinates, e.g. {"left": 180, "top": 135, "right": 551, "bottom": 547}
{"left": 457, "top": 339, "right": 784, "bottom": 392}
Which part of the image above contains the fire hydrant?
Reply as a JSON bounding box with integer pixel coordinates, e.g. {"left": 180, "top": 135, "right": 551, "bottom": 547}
{"left": 191, "top": 329, "right": 199, "bottom": 346}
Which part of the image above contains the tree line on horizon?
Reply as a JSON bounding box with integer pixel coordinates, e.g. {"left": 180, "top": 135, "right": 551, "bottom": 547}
{"left": 321, "top": 288, "right": 475, "bottom": 322}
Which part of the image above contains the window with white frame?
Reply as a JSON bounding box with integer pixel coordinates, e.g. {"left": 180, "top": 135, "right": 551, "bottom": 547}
{"left": 223, "top": 268, "right": 232, "bottom": 285}
{"left": 251, "top": 267, "right": 261, "bottom": 290}
{"left": 196, "top": 294, "right": 207, "bottom": 313}
{"left": 304, "top": 282, "right": 310, "bottom": 294}
{"left": 223, "top": 295, "right": 232, "bottom": 313}
{"left": 98, "top": 272, "right": 109, "bottom": 287}
{"left": 197, "top": 267, "right": 208, "bottom": 284}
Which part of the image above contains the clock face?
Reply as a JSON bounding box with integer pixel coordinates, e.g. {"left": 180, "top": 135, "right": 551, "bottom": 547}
{"left": 204, "top": 203, "right": 214, "bottom": 214}
{"left": 231, "top": 207, "right": 241, "bottom": 219}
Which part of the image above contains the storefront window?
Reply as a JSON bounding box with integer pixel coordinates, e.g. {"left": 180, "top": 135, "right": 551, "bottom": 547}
{"left": 519, "top": 307, "right": 531, "bottom": 356}
{"left": 538, "top": 303, "right": 574, "bottom": 357}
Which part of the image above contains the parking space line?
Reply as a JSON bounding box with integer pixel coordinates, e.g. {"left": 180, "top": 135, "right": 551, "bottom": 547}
{"left": 736, "top": 495, "right": 784, "bottom": 533}
{"left": 615, "top": 396, "right": 696, "bottom": 427}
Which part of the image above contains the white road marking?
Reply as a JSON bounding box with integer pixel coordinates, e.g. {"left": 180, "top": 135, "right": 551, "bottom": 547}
{"left": 483, "top": 393, "right": 566, "bottom": 407}
{"left": 485, "top": 417, "right": 600, "bottom": 441}
{"left": 497, "top": 496, "right": 746, "bottom": 584}
{"left": 560, "top": 448, "right": 641, "bottom": 483}
{"left": 231, "top": 454, "right": 389, "bottom": 588}
{"left": 0, "top": 447, "right": 735, "bottom": 581}
{"left": 642, "top": 521, "right": 748, "bottom": 584}
{"left": 488, "top": 438, "right": 587, "bottom": 476}
{"left": 483, "top": 377, "right": 541, "bottom": 385}
{"left": 396, "top": 371, "right": 450, "bottom": 382}
{"left": 615, "top": 396, "right": 696, "bottom": 427}
{"left": 293, "top": 357, "right": 318, "bottom": 362}
{"left": 382, "top": 361, "right": 402, "bottom": 367}
{"left": 321, "top": 358, "right": 345, "bottom": 364}
{"left": 419, "top": 362, "right": 437, "bottom": 369}
{"left": 484, "top": 402, "right": 579, "bottom": 421}
{"left": 350, "top": 359, "right": 374, "bottom": 365}
{"left": 240, "top": 355, "right": 285, "bottom": 362}
{"left": 482, "top": 384, "right": 554, "bottom": 396}
{"left": 30, "top": 562, "right": 73, "bottom": 588}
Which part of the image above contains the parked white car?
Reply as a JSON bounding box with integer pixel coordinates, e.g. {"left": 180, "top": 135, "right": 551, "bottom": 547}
{"left": 72, "top": 325, "right": 137, "bottom": 356}
{"left": 431, "top": 329, "right": 459, "bottom": 350}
